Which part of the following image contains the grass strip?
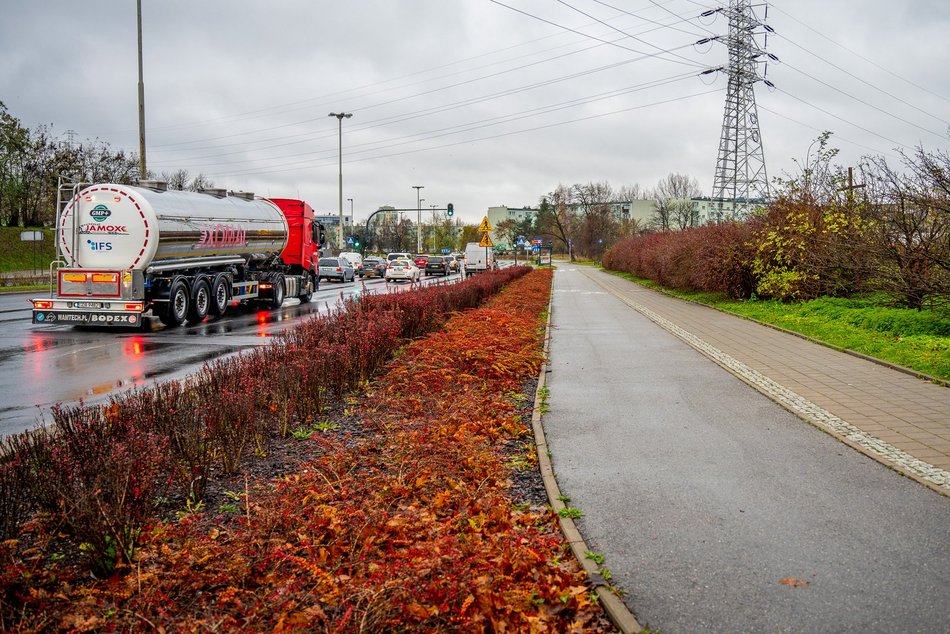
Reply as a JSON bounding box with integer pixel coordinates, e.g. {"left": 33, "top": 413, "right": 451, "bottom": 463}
{"left": 605, "top": 269, "right": 950, "bottom": 382}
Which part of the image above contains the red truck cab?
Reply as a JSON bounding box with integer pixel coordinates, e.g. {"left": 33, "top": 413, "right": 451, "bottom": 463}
{"left": 268, "top": 198, "right": 325, "bottom": 273}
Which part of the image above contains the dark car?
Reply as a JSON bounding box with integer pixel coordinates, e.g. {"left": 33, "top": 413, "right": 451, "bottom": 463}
{"left": 361, "top": 257, "right": 387, "bottom": 279}
{"left": 424, "top": 255, "right": 451, "bottom": 277}
{"left": 317, "top": 257, "right": 355, "bottom": 283}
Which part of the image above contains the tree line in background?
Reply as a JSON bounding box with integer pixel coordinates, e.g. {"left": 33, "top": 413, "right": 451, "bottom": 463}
{"left": 0, "top": 102, "right": 216, "bottom": 228}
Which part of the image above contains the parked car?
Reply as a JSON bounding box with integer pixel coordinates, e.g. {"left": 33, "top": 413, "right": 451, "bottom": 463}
{"left": 361, "top": 257, "right": 387, "bottom": 279}
{"left": 414, "top": 254, "right": 430, "bottom": 270}
{"left": 385, "top": 258, "right": 420, "bottom": 283}
{"left": 318, "top": 257, "right": 355, "bottom": 283}
{"left": 387, "top": 252, "right": 412, "bottom": 263}
{"left": 425, "top": 255, "right": 451, "bottom": 277}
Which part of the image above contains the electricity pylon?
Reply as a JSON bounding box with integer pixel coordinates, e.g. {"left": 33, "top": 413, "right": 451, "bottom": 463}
{"left": 707, "top": 0, "right": 774, "bottom": 217}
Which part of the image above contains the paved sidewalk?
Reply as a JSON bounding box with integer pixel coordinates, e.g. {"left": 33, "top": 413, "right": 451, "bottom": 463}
{"left": 542, "top": 265, "right": 950, "bottom": 633}
{"left": 585, "top": 266, "right": 950, "bottom": 489}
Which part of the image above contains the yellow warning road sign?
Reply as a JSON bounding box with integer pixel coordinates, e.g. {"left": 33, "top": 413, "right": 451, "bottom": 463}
{"left": 478, "top": 216, "right": 493, "bottom": 233}
{"left": 478, "top": 232, "right": 494, "bottom": 247}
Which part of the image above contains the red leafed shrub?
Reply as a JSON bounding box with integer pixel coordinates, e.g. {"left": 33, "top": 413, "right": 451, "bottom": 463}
{"left": 24, "top": 403, "right": 170, "bottom": 575}
{"left": 603, "top": 222, "right": 758, "bottom": 298}
{"left": 0, "top": 269, "right": 614, "bottom": 631}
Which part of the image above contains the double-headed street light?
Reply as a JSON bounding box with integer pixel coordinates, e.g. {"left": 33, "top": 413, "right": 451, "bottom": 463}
{"left": 412, "top": 185, "right": 424, "bottom": 253}
{"left": 329, "top": 112, "right": 353, "bottom": 250}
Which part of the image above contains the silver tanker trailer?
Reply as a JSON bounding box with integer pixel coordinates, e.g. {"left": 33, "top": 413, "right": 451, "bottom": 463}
{"left": 31, "top": 181, "right": 325, "bottom": 327}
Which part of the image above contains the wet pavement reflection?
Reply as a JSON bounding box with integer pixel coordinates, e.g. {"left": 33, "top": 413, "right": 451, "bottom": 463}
{"left": 0, "top": 273, "right": 461, "bottom": 436}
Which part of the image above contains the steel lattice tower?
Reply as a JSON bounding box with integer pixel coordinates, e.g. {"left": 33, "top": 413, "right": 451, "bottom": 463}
{"left": 710, "top": 0, "right": 771, "bottom": 216}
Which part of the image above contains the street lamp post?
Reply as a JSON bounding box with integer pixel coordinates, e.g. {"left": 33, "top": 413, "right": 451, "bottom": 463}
{"left": 430, "top": 204, "right": 438, "bottom": 252}
{"left": 329, "top": 112, "right": 353, "bottom": 251}
{"left": 412, "top": 185, "right": 424, "bottom": 253}
{"left": 136, "top": 0, "right": 147, "bottom": 179}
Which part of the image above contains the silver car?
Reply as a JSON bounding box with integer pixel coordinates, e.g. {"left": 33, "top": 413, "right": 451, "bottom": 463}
{"left": 318, "top": 257, "right": 355, "bottom": 283}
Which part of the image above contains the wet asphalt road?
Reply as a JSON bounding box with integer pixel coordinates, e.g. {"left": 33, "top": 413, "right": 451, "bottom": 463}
{"left": 543, "top": 266, "right": 950, "bottom": 633}
{"left": 0, "top": 272, "right": 460, "bottom": 436}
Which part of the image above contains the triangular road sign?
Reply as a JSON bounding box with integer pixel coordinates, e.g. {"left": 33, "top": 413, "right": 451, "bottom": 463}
{"left": 478, "top": 232, "right": 494, "bottom": 247}
{"left": 477, "top": 216, "right": 493, "bottom": 233}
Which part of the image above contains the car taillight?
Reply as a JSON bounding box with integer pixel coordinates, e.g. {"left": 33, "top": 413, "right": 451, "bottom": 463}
{"left": 125, "top": 302, "right": 144, "bottom": 311}
{"left": 336, "top": 267, "right": 342, "bottom": 272}
{"left": 34, "top": 300, "right": 53, "bottom": 309}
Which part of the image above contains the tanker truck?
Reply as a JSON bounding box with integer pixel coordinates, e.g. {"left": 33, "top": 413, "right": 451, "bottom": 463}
{"left": 31, "top": 181, "right": 326, "bottom": 328}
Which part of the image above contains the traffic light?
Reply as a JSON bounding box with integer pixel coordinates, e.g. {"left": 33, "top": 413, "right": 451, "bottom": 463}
{"left": 447, "top": 203, "right": 454, "bottom": 217}
{"left": 352, "top": 235, "right": 360, "bottom": 248}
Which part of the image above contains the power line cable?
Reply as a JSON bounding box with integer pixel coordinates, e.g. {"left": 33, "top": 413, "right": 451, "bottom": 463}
{"left": 152, "top": 36, "right": 707, "bottom": 163}
{"left": 757, "top": 103, "right": 901, "bottom": 160}
{"left": 773, "top": 32, "right": 948, "bottom": 127}
{"left": 554, "top": 0, "right": 705, "bottom": 67}
{"left": 212, "top": 88, "right": 723, "bottom": 178}
{"left": 775, "top": 87, "right": 914, "bottom": 148}
{"left": 154, "top": 71, "right": 699, "bottom": 170}
{"left": 488, "top": 0, "right": 703, "bottom": 66}
{"left": 778, "top": 60, "right": 947, "bottom": 141}
{"left": 769, "top": 4, "right": 950, "bottom": 107}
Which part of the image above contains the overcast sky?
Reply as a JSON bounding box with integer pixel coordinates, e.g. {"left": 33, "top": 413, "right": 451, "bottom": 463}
{"left": 3, "top": 0, "right": 948, "bottom": 224}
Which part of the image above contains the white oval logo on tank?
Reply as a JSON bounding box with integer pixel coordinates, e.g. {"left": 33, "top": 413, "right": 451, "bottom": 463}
{"left": 60, "top": 186, "right": 156, "bottom": 270}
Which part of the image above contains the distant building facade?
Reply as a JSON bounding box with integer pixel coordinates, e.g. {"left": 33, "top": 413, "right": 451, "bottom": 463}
{"left": 690, "top": 197, "right": 768, "bottom": 223}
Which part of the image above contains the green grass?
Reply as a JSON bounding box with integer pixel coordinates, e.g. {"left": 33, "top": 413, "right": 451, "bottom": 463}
{"left": 0, "top": 227, "right": 57, "bottom": 272}
{"left": 0, "top": 227, "right": 57, "bottom": 293}
{"left": 607, "top": 270, "right": 950, "bottom": 382}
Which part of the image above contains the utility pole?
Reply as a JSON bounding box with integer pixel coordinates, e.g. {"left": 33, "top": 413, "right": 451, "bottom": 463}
{"left": 707, "top": 0, "right": 773, "bottom": 217}
{"left": 412, "top": 185, "right": 424, "bottom": 253}
{"left": 136, "top": 0, "right": 147, "bottom": 180}
{"left": 839, "top": 166, "right": 866, "bottom": 208}
{"left": 329, "top": 112, "right": 353, "bottom": 250}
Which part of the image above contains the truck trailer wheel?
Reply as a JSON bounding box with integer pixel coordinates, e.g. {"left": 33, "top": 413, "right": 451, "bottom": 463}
{"left": 209, "top": 274, "right": 230, "bottom": 316}
{"left": 160, "top": 279, "right": 190, "bottom": 327}
{"left": 188, "top": 279, "right": 211, "bottom": 323}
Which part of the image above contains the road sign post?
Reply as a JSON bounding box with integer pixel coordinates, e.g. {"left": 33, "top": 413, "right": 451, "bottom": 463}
{"left": 20, "top": 230, "right": 43, "bottom": 275}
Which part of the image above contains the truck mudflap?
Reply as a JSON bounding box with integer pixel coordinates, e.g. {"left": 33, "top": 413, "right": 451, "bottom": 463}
{"left": 32, "top": 310, "right": 143, "bottom": 326}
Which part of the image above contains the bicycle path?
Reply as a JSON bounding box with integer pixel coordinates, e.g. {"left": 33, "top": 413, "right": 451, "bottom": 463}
{"left": 542, "top": 265, "right": 950, "bottom": 633}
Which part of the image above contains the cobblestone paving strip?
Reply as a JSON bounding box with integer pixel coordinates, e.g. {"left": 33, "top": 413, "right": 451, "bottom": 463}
{"left": 588, "top": 273, "right": 950, "bottom": 493}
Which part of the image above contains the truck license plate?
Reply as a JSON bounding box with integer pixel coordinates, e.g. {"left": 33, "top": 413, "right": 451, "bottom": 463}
{"left": 72, "top": 301, "right": 103, "bottom": 309}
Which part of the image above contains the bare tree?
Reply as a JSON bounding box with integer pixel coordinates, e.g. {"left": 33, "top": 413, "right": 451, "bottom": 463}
{"left": 654, "top": 172, "right": 701, "bottom": 230}
{"left": 536, "top": 184, "right": 578, "bottom": 261}
{"left": 162, "top": 169, "right": 190, "bottom": 191}
{"left": 860, "top": 149, "right": 950, "bottom": 308}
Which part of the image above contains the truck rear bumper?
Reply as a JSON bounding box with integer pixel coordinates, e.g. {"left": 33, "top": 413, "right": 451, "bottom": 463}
{"left": 31, "top": 298, "right": 145, "bottom": 326}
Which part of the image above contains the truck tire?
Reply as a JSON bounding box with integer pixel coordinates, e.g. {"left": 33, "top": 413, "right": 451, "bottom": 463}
{"left": 188, "top": 278, "right": 211, "bottom": 323}
{"left": 270, "top": 275, "right": 285, "bottom": 309}
{"left": 299, "top": 272, "right": 315, "bottom": 303}
{"left": 160, "top": 278, "right": 190, "bottom": 327}
{"left": 209, "top": 274, "right": 230, "bottom": 316}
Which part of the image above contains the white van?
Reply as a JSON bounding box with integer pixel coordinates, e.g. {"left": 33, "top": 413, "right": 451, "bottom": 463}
{"left": 339, "top": 251, "right": 363, "bottom": 270}
{"left": 464, "top": 242, "right": 495, "bottom": 275}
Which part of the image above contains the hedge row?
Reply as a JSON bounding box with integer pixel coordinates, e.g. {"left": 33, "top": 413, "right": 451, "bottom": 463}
{"left": 0, "top": 267, "right": 530, "bottom": 575}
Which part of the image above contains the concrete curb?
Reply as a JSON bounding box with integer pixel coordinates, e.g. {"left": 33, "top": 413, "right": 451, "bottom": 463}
{"left": 531, "top": 283, "right": 643, "bottom": 634}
